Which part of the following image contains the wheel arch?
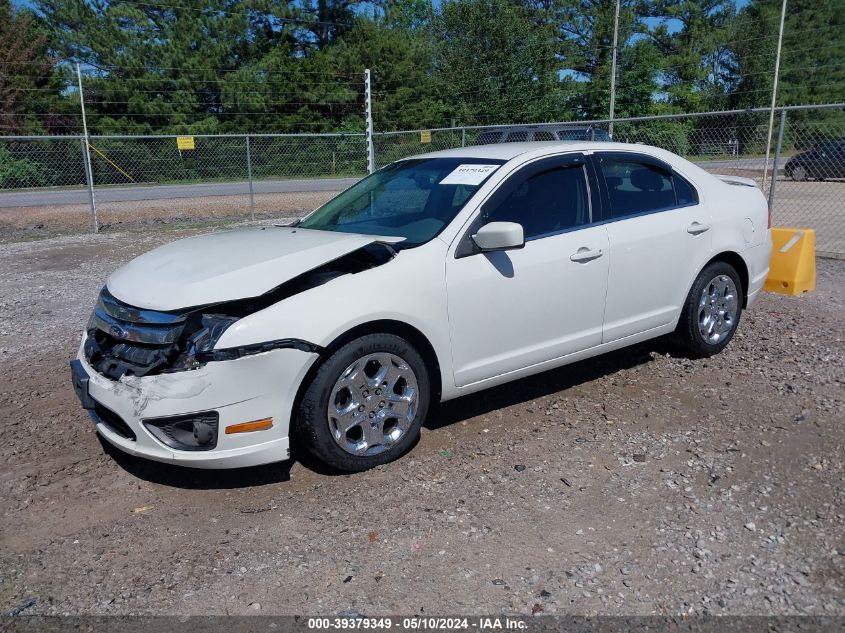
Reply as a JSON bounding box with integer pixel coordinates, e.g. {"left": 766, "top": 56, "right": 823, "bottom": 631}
{"left": 289, "top": 319, "right": 444, "bottom": 437}
{"left": 700, "top": 251, "right": 750, "bottom": 307}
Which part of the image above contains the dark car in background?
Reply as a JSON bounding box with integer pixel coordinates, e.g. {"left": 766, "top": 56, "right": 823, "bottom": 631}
{"left": 784, "top": 138, "right": 845, "bottom": 181}
{"left": 473, "top": 124, "right": 611, "bottom": 145}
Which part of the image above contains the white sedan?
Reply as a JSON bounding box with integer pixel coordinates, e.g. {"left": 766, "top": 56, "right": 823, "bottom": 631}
{"left": 71, "top": 142, "right": 772, "bottom": 472}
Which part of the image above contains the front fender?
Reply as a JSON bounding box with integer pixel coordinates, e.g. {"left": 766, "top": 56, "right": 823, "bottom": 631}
{"left": 215, "top": 240, "right": 455, "bottom": 394}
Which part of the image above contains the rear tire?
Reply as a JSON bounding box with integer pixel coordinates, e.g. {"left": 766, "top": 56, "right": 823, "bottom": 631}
{"left": 676, "top": 262, "right": 743, "bottom": 358}
{"left": 296, "top": 333, "right": 430, "bottom": 472}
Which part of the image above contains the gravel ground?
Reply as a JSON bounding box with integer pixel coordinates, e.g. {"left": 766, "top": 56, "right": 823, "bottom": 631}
{"left": 0, "top": 226, "right": 843, "bottom": 617}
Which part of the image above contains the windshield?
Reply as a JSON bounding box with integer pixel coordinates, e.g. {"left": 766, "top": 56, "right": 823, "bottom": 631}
{"left": 298, "top": 157, "right": 505, "bottom": 246}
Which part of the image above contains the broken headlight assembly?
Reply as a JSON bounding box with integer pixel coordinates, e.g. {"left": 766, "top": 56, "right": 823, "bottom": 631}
{"left": 83, "top": 286, "right": 244, "bottom": 378}
{"left": 182, "top": 314, "right": 240, "bottom": 368}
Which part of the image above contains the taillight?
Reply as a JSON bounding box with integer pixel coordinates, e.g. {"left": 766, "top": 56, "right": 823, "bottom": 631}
{"left": 767, "top": 203, "right": 772, "bottom": 229}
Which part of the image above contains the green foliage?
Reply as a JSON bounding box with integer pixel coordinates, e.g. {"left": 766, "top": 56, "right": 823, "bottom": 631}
{"left": 432, "top": 0, "right": 564, "bottom": 125}
{"left": 0, "top": 0, "right": 73, "bottom": 134}
{"left": 615, "top": 119, "right": 692, "bottom": 155}
{"left": 0, "top": 0, "right": 839, "bottom": 137}
{"left": 0, "top": 144, "right": 48, "bottom": 188}
{"left": 731, "top": 0, "right": 845, "bottom": 111}
{"left": 638, "top": 0, "right": 737, "bottom": 112}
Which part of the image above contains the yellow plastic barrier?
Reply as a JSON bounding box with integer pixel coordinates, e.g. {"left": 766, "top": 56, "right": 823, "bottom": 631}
{"left": 764, "top": 227, "right": 816, "bottom": 296}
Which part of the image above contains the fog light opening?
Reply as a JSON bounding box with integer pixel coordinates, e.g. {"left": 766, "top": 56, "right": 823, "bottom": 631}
{"left": 142, "top": 412, "right": 219, "bottom": 451}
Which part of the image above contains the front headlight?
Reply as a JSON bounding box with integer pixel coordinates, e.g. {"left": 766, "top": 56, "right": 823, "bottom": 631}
{"left": 186, "top": 314, "right": 239, "bottom": 356}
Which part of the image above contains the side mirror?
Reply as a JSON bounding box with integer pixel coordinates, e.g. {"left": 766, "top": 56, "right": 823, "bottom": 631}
{"left": 472, "top": 221, "right": 525, "bottom": 252}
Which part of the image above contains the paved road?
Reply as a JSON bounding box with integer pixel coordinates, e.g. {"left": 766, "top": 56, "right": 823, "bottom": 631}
{"left": 0, "top": 157, "right": 772, "bottom": 209}
{"left": 0, "top": 177, "right": 360, "bottom": 209}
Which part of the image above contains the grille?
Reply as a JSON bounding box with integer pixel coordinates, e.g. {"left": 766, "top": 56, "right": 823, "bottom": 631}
{"left": 85, "top": 288, "right": 191, "bottom": 380}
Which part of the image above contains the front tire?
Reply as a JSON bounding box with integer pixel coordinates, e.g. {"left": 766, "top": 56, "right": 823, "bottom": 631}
{"left": 296, "top": 333, "right": 430, "bottom": 472}
{"left": 677, "top": 262, "right": 743, "bottom": 357}
{"left": 789, "top": 165, "right": 807, "bottom": 181}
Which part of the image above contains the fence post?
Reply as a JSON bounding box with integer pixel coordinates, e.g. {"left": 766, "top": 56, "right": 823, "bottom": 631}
{"left": 608, "top": 0, "right": 620, "bottom": 137}
{"left": 364, "top": 69, "right": 375, "bottom": 174}
{"left": 76, "top": 63, "right": 98, "bottom": 233}
{"left": 768, "top": 109, "right": 787, "bottom": 210}
{"left": 245, "top": 135, "right": 255, "bottom": 221}
{"left": 461, "top": 127, "right": 466, "bottom": 147}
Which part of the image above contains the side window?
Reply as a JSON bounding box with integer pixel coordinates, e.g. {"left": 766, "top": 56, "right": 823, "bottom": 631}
{"left": 505, "top": 130, "right": 529, "bottom": 142}
{"left": 533, "top": 130, "right": 555, "bottom": 141}
{"left": 599, "top": 156, "right": 679, "bottom": 218}
{"left": 483, "top": 164, "right": 590, "bottom": 239}
{"left": 673, "top": 173, "right": 698, "bottom": 206}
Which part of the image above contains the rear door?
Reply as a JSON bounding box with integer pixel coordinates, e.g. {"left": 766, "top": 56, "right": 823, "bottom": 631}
{"left": 593, "top": 152, "right": 710, "bottom": 342}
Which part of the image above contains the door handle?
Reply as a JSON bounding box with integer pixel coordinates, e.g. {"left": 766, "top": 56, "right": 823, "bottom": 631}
{"left": 570, "top": 247, "right": 603, "bottom": 263}
{"left": 687, "top": 222, "right": 710, "bottom": 235}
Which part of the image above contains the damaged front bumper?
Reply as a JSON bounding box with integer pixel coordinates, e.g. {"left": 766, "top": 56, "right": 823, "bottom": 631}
{"left": 72, "top": 333, "right": 319, "bottom": 469}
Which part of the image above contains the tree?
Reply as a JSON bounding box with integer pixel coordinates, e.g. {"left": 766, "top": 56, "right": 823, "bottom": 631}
{"left": 537, "top": 0, "right": 661, "bottom": 120}
{"left": 34, "top": 0, "right": 365, "bottom": 133}
{"left": 638, "top": 0, "right": 737, "bottom": 112}
{"left": 324, "top": 8, "right": 447, "bottom": 131}
{"left": 0, "top": 0, "right": 69, "bottom": 134}
{"left": 432, "top": 0, "right": 563, "bottom": 126}
{"left": 730, "top": 0, "right": 845, "bottom": 109}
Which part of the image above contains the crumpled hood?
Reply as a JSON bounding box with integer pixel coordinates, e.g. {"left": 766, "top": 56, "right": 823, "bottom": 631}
{"left": 107, "top": 226, "right": 403, "bottom": 311}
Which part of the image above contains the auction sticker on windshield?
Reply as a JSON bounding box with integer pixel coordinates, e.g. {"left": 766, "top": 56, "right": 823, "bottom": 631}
{"left": 439, "top": 164, "right": 500, "bottom": 185}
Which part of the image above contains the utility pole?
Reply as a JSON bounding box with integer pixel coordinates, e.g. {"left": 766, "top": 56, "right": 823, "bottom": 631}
{"left": 77, "top": 62, "right": 98, "bottom": 233}
{"left": 762, "top": 0, "right": 787, "bottom": 190}
{"left": 608, "top": 0, "right": 621, "bottom": 137}
{"left": 364, "top": 68, "right": 375, "bottom": 174}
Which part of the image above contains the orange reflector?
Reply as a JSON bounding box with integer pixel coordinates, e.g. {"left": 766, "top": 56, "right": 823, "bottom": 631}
{"left": 225, "top": 418, "right": 273, "bottom": 434}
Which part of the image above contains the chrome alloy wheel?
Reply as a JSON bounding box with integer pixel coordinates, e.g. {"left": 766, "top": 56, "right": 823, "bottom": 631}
{"left": 327, "top": 352, "right": 419, "bottom": 456}
{"left": 698, "top": 274, "right": 739, "bottom": 344}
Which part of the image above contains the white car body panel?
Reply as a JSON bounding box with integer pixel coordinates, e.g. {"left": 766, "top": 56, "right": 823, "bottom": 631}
{"left": 215, "top": 239, "right": 457, "bottom": 395}
{"left": 602, "top": 205, "right": 712, "bottom": 342}
{"left": 107, "top": 226, "right": 404, "bottom": 311}
{"left": 74, "top": 141, "right": 772, "bottom": 468}
{"left": 77, "top": 338, "right": 317, "bottom": 468}
{"left": 446, "top": 224, "right": 609, "bottom": 386}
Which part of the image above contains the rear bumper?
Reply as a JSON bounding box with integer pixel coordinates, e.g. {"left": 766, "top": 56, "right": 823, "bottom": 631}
{"left": 73, "top": 334, "right": 319, "bottom": 469}
{"left": 744, "top": 237, "right": 772, "bottom": 308}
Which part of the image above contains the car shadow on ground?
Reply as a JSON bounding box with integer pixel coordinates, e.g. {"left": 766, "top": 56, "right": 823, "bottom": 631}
{"left": 425, "top": 335, "right": 684, "bottom": 431}
{"left": 99, "top": 436, "right": 295, "bottom": 489}
{"left": 101, "top": 335, "right": 688, "bottom": 488}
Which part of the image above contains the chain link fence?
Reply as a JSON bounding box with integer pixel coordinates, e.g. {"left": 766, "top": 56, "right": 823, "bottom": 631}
{"left": 375, "top": 105, "right": 845, "bottom": 257}
{"left": 1, "top": 105, "right": 843, "bottom": 256}
{"left": 0, "top": 133, "right": 366, "bottom": 233}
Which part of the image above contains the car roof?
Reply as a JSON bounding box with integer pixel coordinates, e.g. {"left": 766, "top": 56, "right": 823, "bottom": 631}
{"left": 412, "top": 141, "right": 644, "bottom": 161}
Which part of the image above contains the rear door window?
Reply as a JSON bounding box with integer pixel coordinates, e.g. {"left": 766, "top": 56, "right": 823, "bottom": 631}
{"left": 596, "top": 154, "right": 697, "bottom": 219}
